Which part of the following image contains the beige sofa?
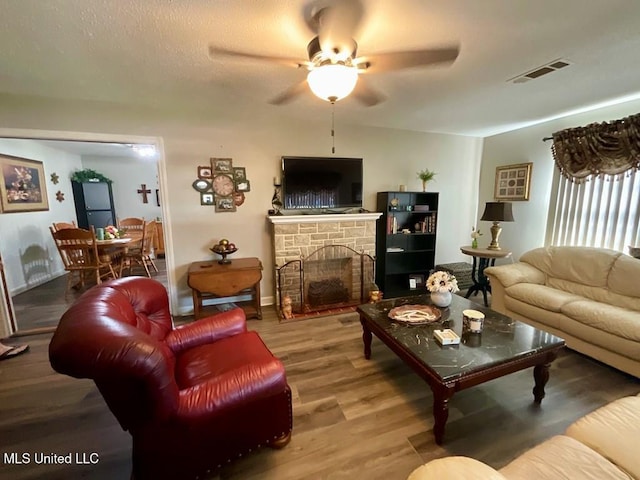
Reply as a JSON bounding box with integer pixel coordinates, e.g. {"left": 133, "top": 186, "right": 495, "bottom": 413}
{"left": 484, "top": 246, "right": 640, "bottom": 378}
{"left": 408, "top": 393, "right": 640, "bottom": 479}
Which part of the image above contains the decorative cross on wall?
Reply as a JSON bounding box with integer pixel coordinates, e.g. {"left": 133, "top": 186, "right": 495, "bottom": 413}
{"left": 137, "top": 184, "right": 151, "bottom": 204}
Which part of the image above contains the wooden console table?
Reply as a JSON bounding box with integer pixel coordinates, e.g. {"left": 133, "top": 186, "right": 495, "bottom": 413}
{"left": 188, "top": 257, "right": 263, "bottom": 320}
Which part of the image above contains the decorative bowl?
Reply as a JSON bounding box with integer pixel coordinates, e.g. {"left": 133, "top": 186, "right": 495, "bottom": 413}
{"left": 628, "top": 246, "right": 640, "bottom": 259}
{"left": 210, "top": 245, "right": 238, "bottom": 264}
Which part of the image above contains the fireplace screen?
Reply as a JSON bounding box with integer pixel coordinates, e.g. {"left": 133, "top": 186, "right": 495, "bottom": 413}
{"left": 277, "top": 245, "right": 375, "bottom": 318}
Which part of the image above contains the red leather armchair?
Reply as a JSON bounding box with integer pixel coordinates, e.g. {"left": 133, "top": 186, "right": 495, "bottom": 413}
{"left": 49, "top": 277, "right": 292, "bottom": 479}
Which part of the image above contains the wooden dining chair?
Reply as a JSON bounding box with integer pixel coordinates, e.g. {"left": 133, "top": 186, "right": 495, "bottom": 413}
{"left": 51, "top": 220, "right": 77, "bottom": 232}
{"left": 119, "top": 220, "right": 158, "bottom": 277}
{"left": 117, "top": 217, "right": 145, "bottom": 238}
{"left": 50, "top": 226, "right": 117, "bottom": 295}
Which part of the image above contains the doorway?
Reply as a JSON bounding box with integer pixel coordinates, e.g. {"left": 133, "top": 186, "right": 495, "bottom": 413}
{"left": 0, "top": 130, "right": 173, "bottom": 337}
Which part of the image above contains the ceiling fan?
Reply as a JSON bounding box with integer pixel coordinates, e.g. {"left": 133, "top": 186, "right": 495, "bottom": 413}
{"left": 208, "top": 0, "right": 459, "bottom": 106}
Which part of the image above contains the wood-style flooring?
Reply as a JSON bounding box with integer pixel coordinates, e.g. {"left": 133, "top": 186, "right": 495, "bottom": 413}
{"left": 10, "top": 258, "right": 167, "bottom": 332}
{"left": 1, "top": 276, "right": 638, "bottom": 479}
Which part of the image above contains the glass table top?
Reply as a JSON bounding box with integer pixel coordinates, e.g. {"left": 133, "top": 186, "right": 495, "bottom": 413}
{"left": 357, "top": 293, "right": 565, "bottom": 382}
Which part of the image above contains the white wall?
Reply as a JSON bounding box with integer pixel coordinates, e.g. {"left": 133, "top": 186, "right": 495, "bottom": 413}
{"left": 82, "top": 155, "right": 162, "bottom": 222}
{"left": 0, "top": 93, "right": 483, "bottom": 320}
{"left": 480, "top": 97, "right": 640, "bottom": 261}
{"left": 0, "top": 139, "right": 81, "bottom": 295}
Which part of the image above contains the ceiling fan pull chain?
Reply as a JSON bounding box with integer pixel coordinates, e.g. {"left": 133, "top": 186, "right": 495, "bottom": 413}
{"left": 331, "top": 101, "right": 336, "bottom": 154}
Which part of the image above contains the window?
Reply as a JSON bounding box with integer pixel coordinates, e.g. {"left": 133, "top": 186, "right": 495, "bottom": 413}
{"left": 546, "top": 169, "right": 640, "bottom": 252}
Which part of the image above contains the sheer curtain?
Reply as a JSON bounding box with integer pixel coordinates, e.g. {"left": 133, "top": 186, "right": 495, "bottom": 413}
{"left": 546, "top": 113, "right": 640, "bottom": 252}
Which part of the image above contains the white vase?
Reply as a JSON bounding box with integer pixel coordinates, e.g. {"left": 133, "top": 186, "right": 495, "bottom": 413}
{"left": 431, "top": 291, "right": 452, "bottom": 308}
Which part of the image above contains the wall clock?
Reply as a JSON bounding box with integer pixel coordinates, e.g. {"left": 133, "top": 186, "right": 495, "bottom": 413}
{"left": 212, "top": 174, "right": 235, "bottom": 197}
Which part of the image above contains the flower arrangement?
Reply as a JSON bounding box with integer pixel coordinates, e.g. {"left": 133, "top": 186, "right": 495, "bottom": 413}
{"left": 104, "top": 225, "right": 122, "bottom": 239}
{"left": 471, "top": 226, "right": 482, "bottom": 248}
{"left": 427, "top": 271, "right": 459, "bottom": 293}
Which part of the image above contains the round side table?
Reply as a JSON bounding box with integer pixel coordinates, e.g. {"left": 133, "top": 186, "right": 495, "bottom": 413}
{"left": 460, "top": 246, "right": 512, "bottom": 306}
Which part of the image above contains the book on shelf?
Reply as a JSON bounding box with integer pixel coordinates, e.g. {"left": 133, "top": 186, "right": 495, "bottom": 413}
{"left": 386, "top": 247, "right": 404, "bottom": 252}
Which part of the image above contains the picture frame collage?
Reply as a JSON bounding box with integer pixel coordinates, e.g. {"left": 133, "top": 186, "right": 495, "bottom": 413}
{"left": 192, "top": 157, "right": 251, "bottom": 212}
{"left": 494, "top": 162, "right": 532, "bottom": 201}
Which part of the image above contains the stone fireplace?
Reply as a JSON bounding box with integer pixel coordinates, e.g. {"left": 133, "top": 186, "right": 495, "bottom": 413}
{"left": 268, "top": 213, "right": 381, "bottom": 320}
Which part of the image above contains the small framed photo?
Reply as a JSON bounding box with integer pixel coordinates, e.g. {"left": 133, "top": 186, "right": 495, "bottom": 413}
{"left": 215, "top": 196, "right": 237, "bottom": 212}
{"left": 236, "top": 179, "right": 251, "bottom": 192}
{"left": 197, "top": 166, "right": 212, "bottom": 179}
{"left": 200, "top": 192, "right": 214, "bottom": 205}
{"left": 408, "top": 274, "right": 424, "bottom": 290}
{"left": 494, "top": 163, "right": 532, "bottom": 201}
{"left": 233, "top": 167, "right": 246, "bottom": 182}
{"left": 211, "top": 157, "right": 233, "bottom": 173}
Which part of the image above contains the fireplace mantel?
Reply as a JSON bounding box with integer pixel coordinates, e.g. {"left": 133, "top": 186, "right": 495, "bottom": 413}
{"left": 268, "top": 213, "right": 382, "bottom": 225}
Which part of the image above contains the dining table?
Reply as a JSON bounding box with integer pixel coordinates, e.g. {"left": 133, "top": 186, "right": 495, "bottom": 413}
{"left": 96, "top": 237, "right": 132, "bottom": 277}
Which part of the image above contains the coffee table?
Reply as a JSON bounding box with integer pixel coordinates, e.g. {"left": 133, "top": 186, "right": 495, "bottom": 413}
{"left": 356, "top": 293, "right": 565, "bottom": 444}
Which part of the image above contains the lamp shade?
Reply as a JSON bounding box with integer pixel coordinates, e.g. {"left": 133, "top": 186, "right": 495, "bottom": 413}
{"left": 480, "top": 202, "right": 514, "bottom": 222}
{"left": 307, "top": 64, "right": 358, "bottom": 102}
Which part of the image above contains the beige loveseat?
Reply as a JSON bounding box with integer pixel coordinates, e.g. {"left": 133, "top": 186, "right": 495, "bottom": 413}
{"left": 484, "top": 246, "right": 640, "bottom": 377}
{"left": 408, "top": 393, "right": 640, "bottom": 479}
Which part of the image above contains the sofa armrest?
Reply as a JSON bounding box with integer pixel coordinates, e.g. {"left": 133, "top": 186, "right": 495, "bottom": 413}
{"left": 485, "top": 262, "right": 545, "bottom": 289}
{"left": 165, "top": 308, "right": 247, "bottom": 354}
{"left": 408, "top": 457, "right": 507, "bottom": 480}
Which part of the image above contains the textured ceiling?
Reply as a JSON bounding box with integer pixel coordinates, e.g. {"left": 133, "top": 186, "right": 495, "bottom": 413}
{"left": 1, "top": 0, "right": 640, "bottom": 137}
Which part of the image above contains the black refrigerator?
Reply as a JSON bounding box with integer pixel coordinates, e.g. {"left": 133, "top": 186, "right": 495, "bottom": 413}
{"left": 72, "top": 181, "right": 117, "bottom": 230}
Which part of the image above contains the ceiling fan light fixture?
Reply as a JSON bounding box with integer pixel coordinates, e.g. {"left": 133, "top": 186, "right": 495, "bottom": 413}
{"left": 307, "top": 64, "right": 358, "bottom": 102}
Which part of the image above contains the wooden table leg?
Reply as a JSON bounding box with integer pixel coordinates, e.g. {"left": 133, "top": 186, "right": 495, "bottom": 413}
{"left": 192, "top": 290, "right": 202, "bottom": 320}
{"left": 432, "top": 384, "right": 455, "bottom": 445}
{"left": 360, "top": 317, "right": 373, "bottom": 359}
{"left": 533, "top": 362, "right": 551, "bottom": 404}
{"left": 255, "top": 281, "right": 262, "bottom": 320}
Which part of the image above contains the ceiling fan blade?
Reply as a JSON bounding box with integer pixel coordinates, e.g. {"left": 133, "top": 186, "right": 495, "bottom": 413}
{"left": 268, "top": 80, "right": 309, "bottom": 105}
{"left": 356, "top": 47, "right": 460, "bottom": 73}
{"left": 351, "top": 77, "right": 386, "bottom": 107}
{"left": 209, "top": 45, "right": 310, "bottom": 69}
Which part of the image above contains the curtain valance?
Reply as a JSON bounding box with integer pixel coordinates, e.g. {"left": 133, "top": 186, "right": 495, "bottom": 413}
{"left": 551, "top": 112, "right": 640, "bottom": 183}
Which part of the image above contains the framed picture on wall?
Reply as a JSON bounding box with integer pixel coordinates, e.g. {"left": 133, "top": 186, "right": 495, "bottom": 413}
{"left": 211, "top": 157, "right": 233, "bottom": 173}
{"left": 494, "top": 162, "right": 532, "bottom": 201}
{"left": 197, "top": 166, "right": 213, "bottom": 179}
{"left": 0, "top": 154, "right": 49, "bottom": 212}
{"left": 200, "top": 192, "right": 214, "bottom": 206}
{"left": 215, "top": 196, "right": 236, "bottom": 212}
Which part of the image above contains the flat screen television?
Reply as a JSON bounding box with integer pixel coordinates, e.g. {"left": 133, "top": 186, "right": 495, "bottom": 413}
{"left": 281, "top": 156, "right": 363, "bottom": 210}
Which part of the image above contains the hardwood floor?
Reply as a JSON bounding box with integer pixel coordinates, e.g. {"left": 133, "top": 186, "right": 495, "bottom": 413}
{"left": 0, "top": 282, "right": 638, "bottom": 479}
{"left": 10, "top": 258, "right": 167, "bottom": 332}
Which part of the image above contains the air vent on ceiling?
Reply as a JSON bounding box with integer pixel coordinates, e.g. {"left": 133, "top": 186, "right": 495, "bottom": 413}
{"left": 509, "top": 58, "right": 572, "bottom": 84}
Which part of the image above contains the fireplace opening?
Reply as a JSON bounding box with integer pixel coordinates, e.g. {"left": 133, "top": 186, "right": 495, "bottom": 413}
{"left": 276, "top": 245, "right": 375, "bottom": 320}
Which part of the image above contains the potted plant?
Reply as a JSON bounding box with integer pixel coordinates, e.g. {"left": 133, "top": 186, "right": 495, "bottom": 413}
{"left": 70, "top": 169, "right": 112, "bottom": 183}
{"left": 417, "top": 169, "right": 436, "bottom": 192}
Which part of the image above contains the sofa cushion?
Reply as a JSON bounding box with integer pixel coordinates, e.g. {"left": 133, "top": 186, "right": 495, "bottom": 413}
{"left": 506, "top": 283, "right": 583, "bottom": 313}
{"left": 546, "top": 277, "right": 640, "bottom": 311}
{"left": 499, "top": 435, "right": 632, "bottom": 480}
{"left": 521, "top": 246, "right": 620, "bottom": 288}
{"left": 560, "top": 300, "right": 640, "bottom": 342}
{"left": 609, "top": 255, "right": 640, "bottom": 299}
{"left": 566, "top": 395, "right": 640, "bottom": 479}
{"left": 408, "top": 456, "right": 507, "bottom": 480}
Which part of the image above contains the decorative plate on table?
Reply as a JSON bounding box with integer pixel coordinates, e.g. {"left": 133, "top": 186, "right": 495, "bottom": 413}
{"left": 388, "top": 304, "right": 441, "bottom": 325}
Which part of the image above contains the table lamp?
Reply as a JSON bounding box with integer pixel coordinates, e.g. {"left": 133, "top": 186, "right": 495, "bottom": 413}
{"left": 480, "top": 202, "right": 514, "bottom": 250}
